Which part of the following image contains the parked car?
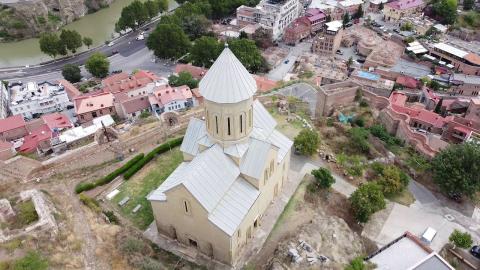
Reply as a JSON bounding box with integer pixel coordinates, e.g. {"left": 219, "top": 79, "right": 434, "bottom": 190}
{"left": 110, "top": 50, "right": 119, "bottom": 56}
{"left": 136, "top": 34, "right": 144, "bottom": 41}
{"left": 284, "top": 59, "right": 290, "bottom": 64}
{"left": 336, "top": 50, "right": 343, "bottom": 55}
{"left": 107, "top": 41, "right": 114, "bottom": 47}
{"left": 470, "top": 246, "right": 480, "bottom": 259}
{"left": 421, "top": 227, "right": 437, "bottom": 244}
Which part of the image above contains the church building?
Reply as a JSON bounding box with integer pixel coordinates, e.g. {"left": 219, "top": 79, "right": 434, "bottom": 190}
{"left": 148, "top": 45, "right": 293, "bottom": 265}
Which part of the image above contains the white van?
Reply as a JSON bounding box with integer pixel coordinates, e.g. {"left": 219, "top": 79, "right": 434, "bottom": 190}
{"left": 421, "top": 227, "right": 437, "bottom": 243}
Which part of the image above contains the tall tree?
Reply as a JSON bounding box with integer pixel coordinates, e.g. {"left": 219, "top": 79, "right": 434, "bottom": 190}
{"left": 432, "top": 142, "right": 480, "bottom": 197}
{"left": 145, "top": 0, "right": 160, "bottom": 18}
{"left": 181, "top": 14, "right": 212, "bottom": 39}
{"left": 83, "top": 37, "right": 93, "bottom": 49}
{"left": 342, "top": 12, "right": 351, "bottom": 28}
{"left": 60, "top": 29, "right": 83, "bottom": 54}
{"left": 62, "top": 64, "right": 82, "bottom": 83}
{"left": 228, "top": 38, "right": 269, "bottom": 73}
{"left": 85, "top": 52, "right": 110, "bottom": 78}
{"left": 190, "top": 36, "right": 222, "bottom": 67}
{"left": 116, "top": 0, "right": 149, "bottom": 31}
{"left": 157, "top": 0, "right": 169, "bottom": 12}
{"left": 349, "top": 182, "right": 386, "bottom": 223}
{"left": 146, "top": 24, "right": 191, "bottom": 59}
{"left": 252, "top": 27, "right": 274, "bottom": 49}
{"left": 434, "top": 0, "right": 458, "bottom": 24}
{"left": 355, "top": 5, "right": 364, "bottom": 19}
{"left": 379, "top": 1, "right": 384, "bottom": 10}
{"left": 168, "top": 71, "right": 199, "bottom": 89}
{"left": 39, "top": 33, "right": 62, "bottom": 58}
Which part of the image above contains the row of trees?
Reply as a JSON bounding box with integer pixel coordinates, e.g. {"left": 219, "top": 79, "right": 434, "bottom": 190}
{"left": 115, "top": 0, "right": 169, "bottom": 32}
{"left": 39, "top": 30, "right": 93, "bottom": 58}
{"left": 61, "top": 52, "right": 110, "bottom": 82}
{"left": 175, "top": 0, "right": 259, "bottom": 19}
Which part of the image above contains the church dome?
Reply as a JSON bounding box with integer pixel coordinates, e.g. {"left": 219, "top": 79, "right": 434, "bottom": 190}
{"left": 199, "top": 45, "right": 257, "bottom": 104}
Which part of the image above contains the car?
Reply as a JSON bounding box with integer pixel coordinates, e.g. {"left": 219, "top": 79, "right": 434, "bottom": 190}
{"left": 107, "top": 41, "right": 114, "bottom": 47}
{"left": 136, "top": 34, "right": 144, "bottom": 40}
{"left": 284, "top": 59, "right": 290, "bottom": 64}
{"left": 471, "top": 246, "right": 480, "bottom": 259}
{"left": 110, "top": 50, "right": 119, "bottom": 56}
{"left": 144, "top": 27, "right": 150, "bottom": 31}
{"left": 336, "top": 50, "right": 343, "bottom": 55}
{"left": 356, "top": 58, "right": 366, "bottom": 63}
{"left": 421, "top": 227, "right": 437, "bottom": 244}
{"left": 345, "top": 22, "right": 353, "bottom": 27}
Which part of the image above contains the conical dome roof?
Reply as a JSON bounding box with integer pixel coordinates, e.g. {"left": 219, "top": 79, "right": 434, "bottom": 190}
{"left": 199, "top": 45, "right": 257, "bottom": 104}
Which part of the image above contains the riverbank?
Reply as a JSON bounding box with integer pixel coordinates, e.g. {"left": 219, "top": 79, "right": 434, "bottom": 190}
{"left": 0, "top": 0, "right": 178, "bottom": 68}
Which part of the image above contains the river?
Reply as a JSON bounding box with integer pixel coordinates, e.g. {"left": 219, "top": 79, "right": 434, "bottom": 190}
{"left": 0, "top": 0, "right": 178, "bottom": 68}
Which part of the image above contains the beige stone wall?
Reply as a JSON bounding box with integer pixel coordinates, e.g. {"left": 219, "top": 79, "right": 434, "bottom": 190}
{"left": 316, "top": 85, "right": 358, "bottom": 117}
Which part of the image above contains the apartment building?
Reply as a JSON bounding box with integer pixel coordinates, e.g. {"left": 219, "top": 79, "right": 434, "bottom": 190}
{"left": 383, "top": 0, "right": 425, "bottom": 21}
{"left": 429, "top": 43, "right": 480, "bottom": 76}
{"left": 312, "top": 20, "right": 344, "bottom": 56}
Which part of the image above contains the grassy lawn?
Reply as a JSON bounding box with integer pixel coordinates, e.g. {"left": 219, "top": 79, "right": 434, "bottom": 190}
{"left": 388, "top": 189, "right": 415, "bottom": 206}
{"left": 112, "top": 147, "right": 183, "bottom": 230}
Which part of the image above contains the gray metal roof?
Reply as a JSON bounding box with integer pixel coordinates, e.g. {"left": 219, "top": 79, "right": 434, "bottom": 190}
{"left": 180, "top": 118, "right": 207, "bottom": 156}
{"left": 208, "top": 177, "right": 260, "bottom": 236}
{"left": 224, "top": 141, "right": 250, "bottom": 158}
{"left": 452, "top": 73, "right": 480, "bottom": 84}
{"left": 268, "top": 129, "right": 293, "bottom": 162}
{"left": 253, "top": 99, "right": 277, "bottom": 135}
{"left": 412, "top": 253, "right": 454, "bottom": 270}
{"left": 147, "top": 162, "right": 189, "bottom": 201}
{"left": 199, "top": 47, "right": 257, "bottom": 104}
{"left": 240, "top": 138, "right": 272, "bottom": 179}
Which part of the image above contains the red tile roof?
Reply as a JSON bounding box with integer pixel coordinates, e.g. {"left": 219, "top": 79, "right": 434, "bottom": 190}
{"left": 0, "top": 115, "right": 26, "bottom": 133}
{"left": 253, "top": 75, "right": 279, "bottom": 92}
{"left": 57, "top": 79, "right": 81, "bottom": 100}
{"left": 465, "top": 53, "right": 480, "bottom": 66}
{"left": 74, "top": 92, "right": 115, "bottom": 115}
{"left": 41, "top": 113, "right": 72, "bottom": 130}
{"left": 18, "top": 124, "right": 52, "bottom": 153}
{"left": 121, "top": 96, "right": 150, "bottom": 114}
{"left": 101, "top": 70, "right": 160, "bottom": 93}
{"left": 174, "top": 64, "right": 207, "bottom": 80}
{"left": 151, "top": 85, "right": 192, "bottom": 106}
{"left": 0, "top": 141, "right": 13, "bottom": 151}
{"left": 396, "top": 76, "right": 418, "bottom": 89}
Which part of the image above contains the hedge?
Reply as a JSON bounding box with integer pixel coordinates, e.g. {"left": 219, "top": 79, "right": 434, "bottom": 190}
{"left": 75, "top": 153, "right": 145, "bottom": 194}
{"left": 123, "top": 137, "right": 183, "bottom": 180}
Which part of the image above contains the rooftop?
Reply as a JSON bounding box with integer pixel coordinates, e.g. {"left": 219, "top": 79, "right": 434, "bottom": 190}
{"left": 0, "top": 115, "right": 26, "bottom": 133}
{"left": 150, "top": 85, "right": 193, "bottom": 106}
{"left": 386, "top": 0, "right": 424, "bottom": 10}
{"left": 101, "top": 70, "right": 161, "bottom": 93}
{"left": 9, "top": 81, "right": 66, "bottom": 105}
{"left": 74, "top": 92, "right": 114, "bottom": 115}
{"left": 433, "top": 43, "right": 469, "bottom": 59}
{"left": 339, "top": 0, "right": 363, "bottom": 7}
{"left": 325, "top": 20, "right": 343, "bottom": 32}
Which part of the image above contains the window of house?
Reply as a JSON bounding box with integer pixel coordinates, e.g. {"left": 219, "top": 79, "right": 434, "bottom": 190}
{"left": 237, "top": 230, "right": 241, "bottom": 238}
{"left": 240, "top": 114, "right": 243, "bottom": 133}
{"left": 270, "top": 160, "right": 274, "bottom": 174}
{"left": 109, "top": 107, "right": 113, "bottom": 112}
{"left": 215, "top": 116, "right": 219, "bottom": 134}
{"left": 227, "top": 117, "right": 231, "bottom": 136}
{"left": 183, "top": 200, "right": 191, "bottom": 215}
{"left": 264, "top": 170, "right": 268, "bottom": 185}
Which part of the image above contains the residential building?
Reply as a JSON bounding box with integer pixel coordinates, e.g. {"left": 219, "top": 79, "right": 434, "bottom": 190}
{"left": 74, "top": 92, "right": 115, "bottom": 124}
{"left": 428, "top": 43, "right": 480, "bottom": 76}
{"left": 368, "top": 0, "right": 388, "bottom": 11}
{"left": 383, "top": 0, "right": 425, "bottom": 21}
{"left": 449, "top": 74, "right": 480, "bottom": 96}
{"left": 396, "top": 75, "right": 419, "bottom": 90}
{"left": 236, "top": 0, "right": 302, "bottom": 40}
{"left": 148, "top": 85, "right": 194, "bottom": 115}
{"left": 117, "top": 96, "right": 151, "bottom": 119}
{"left": 148, "top": 46, "right": 293, "bottom": 265}
{"left": 57, "top": 79, "right": 82, "bottom": 100}
{"left": 0, "top": 115, "right": 27, "bottom": 141}
{"left": 351, "top": 70, "right": 395, "bottom": 97}
{"left": 0, "top": 82, "right": 9, "bottom": 119}
{"left": 419, "top": 87, "right": 440, "bottom": 110}
{"left": 101, "top": 70, "right": 166, "bottom": 97}
{"left": 338, "top": 0, "right": 364, "bottom": 15}
{"left": 312, "top": 20, "right": 344, "bottom": 56}
{"left": 442, "top": 116, "right": 480, "bottom": 144}
{"left": 283, "top": 8, "right": 326, "bottom": 44}
{"left": 465, "top": 98, "right": 480, "bottom": 121}
{"left": 367, "top": 232, "right": 454, "bottom": 270}
{"left": 316, "top": 80, "right": 361, "bottom": 116}
{"left": 9, "top": 81, "right": 70, "bottom": 119}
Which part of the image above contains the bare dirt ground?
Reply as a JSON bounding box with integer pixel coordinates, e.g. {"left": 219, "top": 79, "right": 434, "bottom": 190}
{"left": 249, "top": 177, "right": 377, "bottom": 270}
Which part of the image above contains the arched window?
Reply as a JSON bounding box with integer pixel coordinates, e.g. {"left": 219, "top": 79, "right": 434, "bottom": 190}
{"left": 215, "top": 116, "right": 219, "bottom": 134}
{"left": 227, "top": 117, "right": 231, "bottom": 136}
{"left": 240, "top": 114, "right": 243, "bottom": 133}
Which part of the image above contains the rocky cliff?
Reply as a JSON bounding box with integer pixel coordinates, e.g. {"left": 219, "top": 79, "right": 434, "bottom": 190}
{"left": 0, "top": 0, "right": 113, "bottom": 41}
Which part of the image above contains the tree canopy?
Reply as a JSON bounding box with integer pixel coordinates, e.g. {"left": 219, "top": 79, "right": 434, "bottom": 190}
{"left": 60, "top": 29, "right": 83, "bottom": 54}
{"left": 147, "top": 24, "right": 191, "bottom": 59}
{"left": 228, "top": 38, "right": 269, "bottom": 73}
{"left": 168, "top": 71, "right": 199, "bottom": 89}
{"left": 294, "top": 129, "right": 320, "bottom": 156}
{"left": 181, "top": 14, "right": 212, "bottom": 39}
{"left": 85, "top": 52, "right": 110, "bottom": 78}
{"left": 83, "top": 37, "right": 93, "bottom": 48}
{"left": 311, "top": 168, "right": 335, "bottom": 190}
{"left": 62, "top": 64, "right": 82, "bottom": 83}
{"left": 39, "top": 33, "right": 63, "bottom": 58}
{"left": 432, "top": 142, "right": 480, "bottom": 197}
{"left": 349, "top": 182, "right": 386, "bottom": 223}
{"left": 433, "top": 0, "right": 458, "bottom": 25}
{"left": 190, "top": 36, "right": 223, "bottom": 67}
{"left": 39, "top": 30, "right": 90, "bottom": 58}
{"left": 116, "top": 0, "right": 167, "bottom": 31}
{"left": 348, "top": 127, "right": 370, "bottom": 154}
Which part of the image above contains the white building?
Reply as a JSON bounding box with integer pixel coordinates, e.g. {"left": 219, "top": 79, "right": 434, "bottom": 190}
{"left": 0, "top": 82, "right": 9, "bottom": 119}
{"left": 237, "top": 0, "right": 302, "bottom": 40}
{"left": 9, "top": 81, "right": 70, "bottom": 119}
{"left": 148, "top": 85, "right": 194, "bottom": 114}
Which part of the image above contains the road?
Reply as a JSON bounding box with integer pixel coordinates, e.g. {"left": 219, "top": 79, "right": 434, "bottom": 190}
{"left": 267, "top": 41, "right": 311, "bottom": 81}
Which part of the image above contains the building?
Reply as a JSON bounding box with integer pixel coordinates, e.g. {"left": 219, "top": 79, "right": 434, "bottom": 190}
{"left": 383, "top": 0, "right": 425, "bottom": 22}
{"left": 465, "top": 98, "right": 480, "bottom": 121}
{"left": 448, "top": 74, "right": 480, "bottom": 96}
{"left": 312, "top": 20, "right": 344, "bottom": 56}
{"left": 0, "top": 82, "right": 9, "bottom": 119}
{"left": 351, "top": 70, "right": 395, "bottom": 97}
{"left": 236, "top": 0, "right": 302, "bottom": 40}
{"left": 429, "top": 43, "right": 480, "bottom": 76}
{"left": 117, "top": 95, "right": 151, "bottom": 120}
{"left": 367, "top": 232, "right": 454, "bottom": 270}
{"left": 8, "top": 81, "right": 70, "bottom": 119}
{"left": 419, "top": 87, "right": 440, "bottom": 110}
{"left": 148, "top": 46, "right": 293, "bottom": 265}
{"left": 283, "top": 8, "right": 326, "bottom": 45}
{"left": 338, "top": 0, "right": 364, "bottom": 15}
{"left": 0, "top": 115, "right": 27, "bottom": 141}
{"left": 101, "top": 70, "right": 166, "bottom": 97}
{"left": 396, "top": 75, "right": 419, "bottom": 90}
{"left": 442, "top": 115, "right": 480, "bottom": 144}
{"left": 74, "top": 92, "right": 115, "bottom": 124}
{"left": 316, "top": 80, "right": 361, "bottom": 116}
{"left": 148, "top": 85, "right": 194, "bottom": 115}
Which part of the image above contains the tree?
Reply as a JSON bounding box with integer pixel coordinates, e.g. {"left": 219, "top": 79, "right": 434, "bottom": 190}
{"left": 429, "top": 80, "right": 441, "bottom": 91}
{"left": 349, "top": 182, "right": 386, "bottom": 223}
{"left": 342, "top": 12, "right": 351, "bottom": 28}
{"left": 60, "top": 29, "right": 83, "bottom": 54}
{"left": 294, "top": 129, "right": 320, "bottom": 156}
{"left": 347, "top": 56, "right": 354, "bottom": 69}
{"left": 449, "top": 229, "right": 473, "bottom": 248}
{"left": 190, "top": 36, "right": 222, "bottom": 67}
{"left": 147, "top": 24, "right": 190, "bottom": 59}
{"left": 62, "top": 64, "right": 82, "bottom": 83}
{"left": 311, "top": 168, "right": 335, "bottom": 190}
{"left": 116, "top": 0, "right": 149, "bottom": 31}
{"left": 355, "top": 5, "right": 364, "bottom": 19}
{"left": 345, "top": 257, "right": 366, "bottom": 270}
{"left": 157, "top": 0, "right": 169, "bottom": 12}
{"left": 348, "top": 127, "right": 370, "bottom": 154}
{"left": 463, "top": 0, "right": 474, "bottom": 10}
{"left": 168, "top": 71, "right": 199, "bottom": 89}
{"left": 181, "top": 14, "right": 212, "bottom": 39}
{"left": 85, "top": 52, "right": 110, "bottom": 78}
{"left": 144, "top": 0, "right": 160, "bottom": 18}
{"left": 432, "top": 142, "right": 480, "bottom": 197}
{"left": 239, "top": 31, "right": 248, "bottom": 39}
{"left": 379, "top": 1, "right": 384, "bottom": 10}
{"left": 252, "top": 27, "right": 274, "bottom": 49}
{"left": 39, "top": 33, "right": 63, "bottom": 58}
{"left": 375, "top": 165, "right": 409, "bottom": 196}
{"left": 433, "top": 0, "right": 458, "bottom": 25}
{"left": 83, "top": 37, "right": 93, "bottom": 49}
{"left": 229, "top": 38, "right": 269, "bottom": 73}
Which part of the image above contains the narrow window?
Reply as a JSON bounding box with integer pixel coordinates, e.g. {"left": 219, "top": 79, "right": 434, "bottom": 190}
{"left": 249, "top": 109, "right": 252, "bottom": 127}
{"left": 240, "top": 114, "right": 243, "bottom": 133}
{"left": 183, "top": 200, "right": 190, "bottom": 214}
{"left": 215, "top": 116, "right": 219, "bottom": 134}
{"left": 227, "top": 117, "right": 231, "bottom": 135}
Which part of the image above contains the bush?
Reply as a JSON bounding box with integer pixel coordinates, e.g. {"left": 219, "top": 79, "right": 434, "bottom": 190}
{"left": 12, "top": 251, "right": 48, "bottom": 270}
{"left": 121, "top": 237, "right": 145, "bottom": 254}
{"left": 359, "top": 99, "right": 368, "bottom": 107}
{"left": 310, "top": 168, "right": 335, "bottom": 190}
{"left": 349, "top": 182, "right": 386, "bottom": 223}
{"left": 352, "top": 117, "right": 365, "bottom": 127}
{"left": 369, "top": 163, "right": 409, "bottom": 196}
{"left": 74, "top": 153, "right": 144, "bottom": 194}
{"left": 348, "top": 127, "right": 370, "bottom": 154}
{"left": 345, "top": 256, "right": 366, "bottom": 270}
{"left": 293, "top": 129, "right": 320, "bottom": 156}
{"left": 79, "top": 193, "right": 101, "bottom": 212}
{"left": 449, "top": 229, "right": 473, "bottom": 249}
{"left": 103, "top": 210, "right": 120, "bottom": 225}
{"left": 369, "top": 124, "right": 402, "bottom": 146}
{"left": 17, "top": 200, "right": 39, "bottom": 226}
{"left": 124, "top": 137, "right": 184, "bottom": 180}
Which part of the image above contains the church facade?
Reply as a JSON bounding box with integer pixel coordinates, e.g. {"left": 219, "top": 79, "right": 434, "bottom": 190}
{"left": 148, "top": 46, "right": 293, "bottom": 265}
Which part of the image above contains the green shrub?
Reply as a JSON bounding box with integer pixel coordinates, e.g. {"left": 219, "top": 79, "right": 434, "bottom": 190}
{"left": 349, "top": 182, "right": 386, "bottom": 223}
{"left": 12, "top": 251, "right": 48, "bottom": 270}
{"left": 310, "top": 168, "right": 335, "bottom": 191}
{"left": 345, "top": 256, "right": 366, "bottom": 270}
{"left": 79, "top": 194, "right": 101, "bottom": 212}
{"left": 359, "top": 99, "right": 369, "bottom": 107}
{"left": 103, "top": 210, "right": 120, "bottom": 225}
{"left": 75, "top": 182, "right": 96, "bottom": 194}
{"left": 352, "top": 116, "right": 365, "bottom": 127}
{"left": 369, "top": 124, "right": 403, "bottom": 146}
{"left": 449, "top": 229, "right": 473, "bottom": 248}
{"left": 17, "top": 200, "right": 39, "bottom": 226}
{"left": 293, "top": 129, "right": 320, "bottom": 156}
{"left": 124, "top": 137, "right": 184, "bottom": 180}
